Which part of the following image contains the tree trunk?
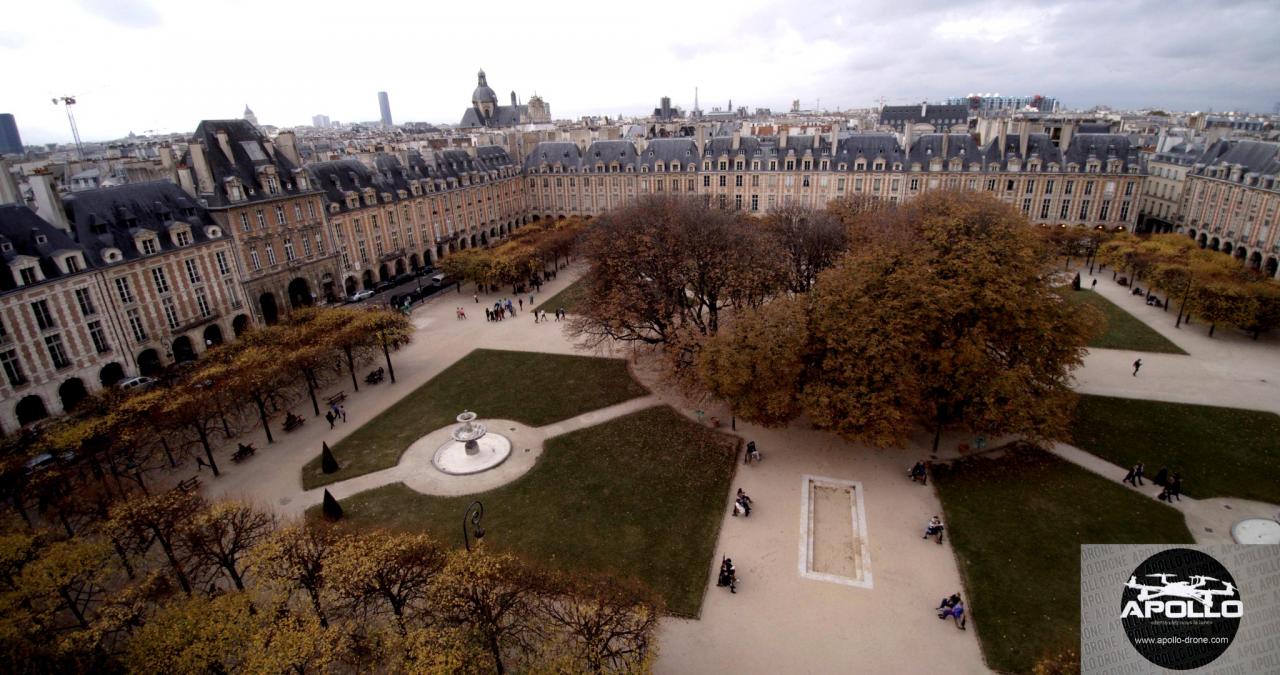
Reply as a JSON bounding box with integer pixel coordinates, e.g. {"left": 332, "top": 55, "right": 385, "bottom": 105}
{"left": 160, "top": 437, "right": 177, "bottom": 467}
{"left": 490, "top": 634, "right": 506, "bottom": 675}
{"left": 112, "top": 537, "right": 135, "bottom": 579}
{"left": 307, "top": 589, "right": 328, "bottom": 628}
{"left": 155, "top": 532, "right": 192, "bottom": 594}
{"left": 195, "top": 425, "right": 221, "bottom": 476}
{"left": 226, "top": 565, "right": 246, "bottom": 591}
{"left": 253, "top": 393, "right": 275, "bottom": 444}
{"left": 58, "top": 587, "right": 88, "bottom": 629}
{"left": 345, "top": 347, "right": 359, "bottom": 392}
{"left": 304, "top": 369, "right": 320, "bottom": 416}
{"left": 382, "top": 341, "right": 396, "bottom": 383}
{"left": 10, "top": 495, "right": 31, "bottom": 527}
{"left": 1209, "top": 323, "right": 1216, "bottom": 337}
{"left": 931, "top": 414, "right": 944, "bottom": 456}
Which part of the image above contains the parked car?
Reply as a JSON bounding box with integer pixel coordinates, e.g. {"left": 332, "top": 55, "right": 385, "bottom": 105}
{"left": 393, "top": 274, "right": 415, "bottom": 286}
{"left": 117, "top": 376, "right": 157, "bottom": 392}
{"left": 348, "top": 289, "right": 375, "bottom": 302}
{"left": 374, "top": 280, "right": 395, "bottom": 293}
{"left": 430, "top": 273, "right": 448, "bottom": 287}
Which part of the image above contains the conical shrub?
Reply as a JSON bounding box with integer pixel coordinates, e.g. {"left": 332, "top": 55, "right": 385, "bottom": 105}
{"left": 322, "top": 489, "right": 344, "bottom": 521}
{"left": 322, "top": 442, "right": 339, "bottom": 474}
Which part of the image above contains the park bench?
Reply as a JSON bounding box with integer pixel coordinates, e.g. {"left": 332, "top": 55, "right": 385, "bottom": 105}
{"left": 283, "top": 413, "right": 305, "bottom": 432}
{"left": 176, "top": 476, "right": 201, "bottom": 493}
{"left": 231, "top": 443, "right": 256, "bottom": 463}
{"left": 326, "top": 391, "right": 346, "bottom": 406}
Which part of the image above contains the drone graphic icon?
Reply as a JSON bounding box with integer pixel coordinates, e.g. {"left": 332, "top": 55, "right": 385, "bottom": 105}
{"left": 1125, "top": 573, "right": 1238, "bottom": 607}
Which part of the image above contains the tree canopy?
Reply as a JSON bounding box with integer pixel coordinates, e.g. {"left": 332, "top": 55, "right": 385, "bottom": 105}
{"left": 701, "top": 190, "right": 1102, "bottom": 451}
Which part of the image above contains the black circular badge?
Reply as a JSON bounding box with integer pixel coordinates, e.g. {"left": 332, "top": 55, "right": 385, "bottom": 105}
{"left": 1120, "top": 548, "right": 1241, "bottom": 670}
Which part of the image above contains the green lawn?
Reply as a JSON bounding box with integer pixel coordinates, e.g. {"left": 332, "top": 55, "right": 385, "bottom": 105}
{"left": 307, "top": 406, "right": 738, "bottom": 617}
{"left": 1071, "top": 394, "right": 1280, "bottom": 504}
{"left": 303, "top": 349, "right": 649, "bottom": 489}
{"left": 933, "top": 448, "right": 1193, "bottom": 674}
{"left": 1060, "top": 289, "right": 1187, "bottom": 354}
{"left": 534, "top": 277, "right": 586, "bottom": 315}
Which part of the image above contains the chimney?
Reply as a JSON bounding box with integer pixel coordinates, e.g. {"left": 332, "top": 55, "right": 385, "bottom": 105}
{"left": 0, "top": 159, "right": 20, "bottom": 205}
{"left": 190, "top": 141, "right": 215, "bottom": 194}
{"left": 159, "top": 143, "right": 174, "bottom": 172}
{"left": 275, "top": 131, "right": 302, "bottom": 166}
{"left": 262, "top": 137, "right": 277, "bottom": 160}
{"left": 731, "top": 130, "right": 741, "bottom": 150}
{"left": 779, "top": 126, "right": 788, "bottom": 149}
{"left": 904, "top": 123, "right": 913, "bottom": 158}
{"left": 921, "top": 102, "right": 927, "bottom": 119}
{"left": 215, "top": 130, "right": 234, "bottom": 162}
{"left": 1018, "top": 121, "right": 1030, "bottom": 158}
{"left": 942, "top": 132, "right": 950, "bottom": 160}
{"left": 997, "top": 122, "right": 1007, "bottom": 158}
{"left": 177, "top": 167, "right": 196, "bottom": 197}
{"left": 695, "top": 125, "right": 707, "bottom": 154}
{"left": 28, "top": 174, "right": 70, "bottom": 232}
{"left": 1059, "top": 122, "right": 1074, "bottom": 152}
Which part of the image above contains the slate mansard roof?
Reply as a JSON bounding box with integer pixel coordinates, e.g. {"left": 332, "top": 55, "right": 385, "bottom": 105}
{"left": 1, "top": 181, "right": 225, "bottom": 294}
{"left": 61, "top": 181, "right": 225, "bottom": 267}
{"left": 310, "top": 147, "right": 518, "bottom": 214}
{"left": 1191, "top": 140, "right": 1280, "bottom": 181}
{"left": 0, "top": 205, "right": 84, "bottom": 293}
{"left": 521, "top": 132, "right": 1144, "bottom": 175}
{"left": 191, "top": 119, "right": 314, "bottom": 207}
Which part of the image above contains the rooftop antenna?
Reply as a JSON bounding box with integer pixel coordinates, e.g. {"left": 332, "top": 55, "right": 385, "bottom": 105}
{"left": 52, "top": 96, "right": 84, "bottom": 160}
{"left": 694, "top": 87, "right": 699, "bottom": 114}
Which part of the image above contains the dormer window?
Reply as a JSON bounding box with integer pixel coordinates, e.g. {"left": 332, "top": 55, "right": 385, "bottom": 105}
{"left": 141, "top": 238, "right": 159, "bottom": 255}
{"left": 176, "top": 230, "right": 192, "bottom": 247}
{"left": 35, "top": 234, "right": 47, "bottom": 245}
{"left": 19, "top": 266, "right": 38, "bottom": 285}
{"left": 64, "top": 255, "right": 81, "bottom": 273}
{"left": 266, "top": 176, "right": 279, "bottom": 194}
{"left": 0, "top": 242, "right": 10, "bottom": 253}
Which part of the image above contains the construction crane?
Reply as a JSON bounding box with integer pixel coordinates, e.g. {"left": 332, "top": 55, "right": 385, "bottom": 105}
{"left": 52, "top": 96, "right": 84, "bottom": 160}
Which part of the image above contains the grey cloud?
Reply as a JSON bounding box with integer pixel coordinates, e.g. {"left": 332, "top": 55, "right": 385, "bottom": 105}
{"left": 77, "top": 0, "right": 162, "bottom": 29}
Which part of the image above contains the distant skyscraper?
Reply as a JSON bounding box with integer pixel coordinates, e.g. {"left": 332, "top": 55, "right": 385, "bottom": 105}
{"left": 243, "top": 105, "right": 259, "bottom": 127}
{"left": 378, "top": 92, "right": 393, "bottom": 127}
{"left": 312, "top": 114, "right": 330, "bottom": 128}
{"left": 0, "top": 114, "right": 22, "bottom": 155}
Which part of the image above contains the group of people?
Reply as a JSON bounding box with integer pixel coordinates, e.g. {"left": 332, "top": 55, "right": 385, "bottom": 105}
{"left": 908, "top": 460, "right": 929, "bottom": 485}
{"left": 937, "top": 593, "right": 966, "bottom": 629}
{"left": 717, "top": 558, "right": 738, "bottom": 594}
{"left": 923, "top": 515, "right": 944, "bottom": 542}
{"left": 455, "top": 307, "right": 468, "bottom": 320}
{"left": 485, "top": 299, "right": 517, "bottom": 321}
{"left": 732, "top": 488, "right": 753, "bottom": 517}
{"left": 324, "top": 403, "right": 348, "bottom": 429}
{"left": 1122, "top": 461, "right": 1184, "bottom": 501}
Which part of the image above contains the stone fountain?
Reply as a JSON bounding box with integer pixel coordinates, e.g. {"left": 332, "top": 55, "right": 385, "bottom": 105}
{"left": 431, "top": 410, "right": 513, "bottom": 475}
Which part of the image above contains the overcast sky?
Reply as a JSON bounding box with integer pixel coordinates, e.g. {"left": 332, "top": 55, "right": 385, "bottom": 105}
{"left": 5, "top": 0, "right": 1278, "bottom": 144}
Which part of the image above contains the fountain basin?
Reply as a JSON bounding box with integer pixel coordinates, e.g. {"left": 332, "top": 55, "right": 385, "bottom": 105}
{"left": 432, "top": 434, "right": 513, "bottom": 475}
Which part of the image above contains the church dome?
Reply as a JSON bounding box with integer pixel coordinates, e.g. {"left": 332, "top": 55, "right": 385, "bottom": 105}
{"left": 472, "top": 69, "right": 498, "bottom": 105}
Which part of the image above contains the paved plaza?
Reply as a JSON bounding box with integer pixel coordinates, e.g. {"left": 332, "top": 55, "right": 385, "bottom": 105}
{"left": 199, "top": 263, "right": 1278, "bottom": 674}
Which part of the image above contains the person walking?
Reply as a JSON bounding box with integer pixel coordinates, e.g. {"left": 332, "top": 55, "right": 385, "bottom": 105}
{"left": 1134, "top": 462, "right": 1145, "bottom": 486}
{"left": 1091, "top": 278, "right": 1098, "bottom": 289}
{"left": 474, "top": 293, "right": 479, "bottom": 303}
{"left": 338, "top": 405, "right": 347, "bottom": 423}
{"left": 1122, "top": 464, "right": 1138, "bottom": 486}
{"left": 1133, "top": 359, "right": 1143, "bottom": 376}
{"left": 518, "top": 298, "right": 523, "bottom": 311}
{"left": 1169, "top": 473, "right": 1183, "bottom": 501}
{"left": 325, "top": 411, "right": 336, "bottom": 429}
{"left": 1153, "top": 466, "right": 1169, "bottom": 487}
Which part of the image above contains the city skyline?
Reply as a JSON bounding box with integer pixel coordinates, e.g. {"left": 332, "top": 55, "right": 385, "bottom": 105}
{"left": 4, "top": 0, "right": 1279, "bottom": 144}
